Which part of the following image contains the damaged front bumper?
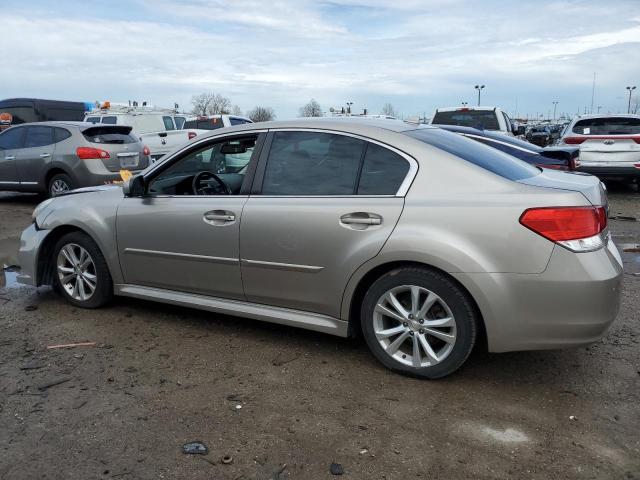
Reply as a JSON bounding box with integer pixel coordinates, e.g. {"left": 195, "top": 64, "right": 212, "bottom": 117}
{"left": 17, "top": 223, "right": 51, "bottom": 286}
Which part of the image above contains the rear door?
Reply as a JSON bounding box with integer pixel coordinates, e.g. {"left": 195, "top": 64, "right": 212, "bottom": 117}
{"left": 16, "top": 126, "right": 55, "bottom": 187}
{"left": 240, "top": 129, "right": 414, "bottom": 318}
{"left": 0, "top": 126, "right": 25, "bottom": 186}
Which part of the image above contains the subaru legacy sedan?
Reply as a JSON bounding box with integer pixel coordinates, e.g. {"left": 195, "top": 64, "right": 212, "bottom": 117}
{"left": 17, "top": 118, "right": 623, "bottom": 378}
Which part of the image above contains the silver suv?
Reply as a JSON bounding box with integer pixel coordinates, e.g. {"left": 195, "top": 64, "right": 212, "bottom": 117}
{"left": 0, "top": 122, "right": 150, "bottom": 197}
{"left": 16, "top": 119, "right": 623, "bottom": 378}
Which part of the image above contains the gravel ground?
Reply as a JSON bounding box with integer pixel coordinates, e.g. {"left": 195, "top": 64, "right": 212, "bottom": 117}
{"left": 0, "top": 184, "right": 639, "bottom": 480}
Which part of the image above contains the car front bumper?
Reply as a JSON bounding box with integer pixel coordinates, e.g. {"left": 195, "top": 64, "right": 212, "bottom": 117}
{"left": 454, "top": 238, "right": 624, "bottom": 352}
{"left": 16, "top": 223, "right": 52, "bottom": 286}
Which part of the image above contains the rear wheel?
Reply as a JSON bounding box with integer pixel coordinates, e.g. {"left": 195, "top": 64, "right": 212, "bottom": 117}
{"left": 52, "top": 232, "right": 113, "bottom": 308}
{"left": 48, "top": 173, "right": 73, "bottom": 197}
{"left": 361, "top": 267, "right": 478, "bottom": 379}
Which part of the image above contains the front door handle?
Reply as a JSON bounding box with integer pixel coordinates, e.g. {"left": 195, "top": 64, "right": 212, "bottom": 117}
{"left": 40, "top": 153, "right": 51, "bottom": 158}
{"left": 203, "top": 210, "right": 236, "bottom": 226}
{"left": 340, "top": 212, "right": 383, "bottom": 229}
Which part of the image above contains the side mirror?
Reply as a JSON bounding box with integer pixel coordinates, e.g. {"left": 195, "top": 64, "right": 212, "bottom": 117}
{"left": 123, "top": 175, "right": 145, "bottom": 197}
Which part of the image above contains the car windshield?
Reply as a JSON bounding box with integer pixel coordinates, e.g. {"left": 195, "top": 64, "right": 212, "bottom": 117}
{"left": 572, "top": 117, "right": 640, "bottom": 135}
{"left": 432, "top": 110, "right": 499, "bottom": 130}
{"left": 405, "top": 128, "right": 540, "bottom": 181}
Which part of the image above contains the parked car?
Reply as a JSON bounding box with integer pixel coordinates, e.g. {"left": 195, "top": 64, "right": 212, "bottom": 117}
{"left": 0, "top": 122, "right": 150, "bottom": 197}
{"left": 0, "top": 98, "right": 91, "bottom": 131}
{"left": 526, "top": 125, "right": 552, "bottom": 147}
{"left": 182, "top": 115, "right": 253, "bottom": 130}
{"left": 85, "top": 103, "right": 198, "bottom": 161}
{"left": 17, "top": 119, "right": 622, "bottom": 378}
{"left": 560, "top": 114, "right": 640, "bottom": 184}
{"left": 436, "top": 125, "right": 579, "bottom": 170}
{"left": 431, "top": 106, "right": 523, "bottom": 136}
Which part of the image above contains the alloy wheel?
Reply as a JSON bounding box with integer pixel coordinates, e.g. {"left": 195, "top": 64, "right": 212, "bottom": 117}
{"left": 51, "top": 179, "right": 70, "bottom": 196}
{"left": 56, "top": 243, "right": 97, "bottom": 301}
{"left": 372, "top": 285, "right": 457, "bottom": 368}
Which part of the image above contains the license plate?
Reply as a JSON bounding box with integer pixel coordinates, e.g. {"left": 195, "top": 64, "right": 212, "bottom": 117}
{"left": 118, "top": 154, "right": 139, "bottom": 168}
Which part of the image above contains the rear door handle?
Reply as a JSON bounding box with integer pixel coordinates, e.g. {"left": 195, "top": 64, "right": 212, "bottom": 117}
{"left": 203, "top": 210, "right": 236, "bottom": 225}
{"left": 340, "top": 212, "right": 383, "bottom": 227}
{"left": 5, "top": 155, "right": 15, "bottom": 160}
{"left": 40, "top": 153, "right": 51, "bottom": 158}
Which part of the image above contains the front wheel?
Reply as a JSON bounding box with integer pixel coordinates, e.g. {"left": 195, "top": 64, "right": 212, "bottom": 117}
{"left": 361, "top": 267, "right": 478, "bottom": 379}
{"left": 53, "top": 232, "right": 113, "bottom": 308}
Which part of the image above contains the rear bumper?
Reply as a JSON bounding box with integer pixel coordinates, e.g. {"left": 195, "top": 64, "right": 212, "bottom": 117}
{"left": 74, "top": 159, "right": 147, "bottom": 186}
{"left": 577, "top": 164, "right": 640, "bottom": 179}
{"left": 454, "top": 239, "right": 623, "bottom": 352}
{"left": 16, "top": 223, "right": 51, "bottom": 286}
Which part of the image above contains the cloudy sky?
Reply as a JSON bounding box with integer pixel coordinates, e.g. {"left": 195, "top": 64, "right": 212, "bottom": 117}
{"left": 1, "top": 0, "right": 639, "bottom": 119}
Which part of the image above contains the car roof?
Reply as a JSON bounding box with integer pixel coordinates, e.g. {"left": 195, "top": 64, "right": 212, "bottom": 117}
{"left": 435, "top": 106, "right": 500, "bottom": 112}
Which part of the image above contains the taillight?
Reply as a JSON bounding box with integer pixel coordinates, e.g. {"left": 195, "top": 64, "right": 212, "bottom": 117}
{"left": 519, "top": 206, "right": 607, "bottom": 252}
{"left": 76, "top": 147, "right": 110, "bottom": 160}
{"left": 634, "top": 163, "right": 640, "bottom": 169}
{"left": 535, "top": 164, "right": 566, "bottom": 170}
{"left": 563, "top": 137, "right": 586, "bottom": 145}
{"left": 143, "top": 145, "right": 150, "bottom": 156}
{"left": 188, "top": 131, "right": 197, "bottom": 140}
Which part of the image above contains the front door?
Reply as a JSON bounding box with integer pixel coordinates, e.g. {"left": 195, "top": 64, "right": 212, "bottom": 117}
{"left": 240, "top": 130, "right": 414, "bottom": 318}
{"left": 0, "top": 126, "right": 25, "bottom": 188}
{"left": 116, "top": 132, "right": 264, "bottom": 299}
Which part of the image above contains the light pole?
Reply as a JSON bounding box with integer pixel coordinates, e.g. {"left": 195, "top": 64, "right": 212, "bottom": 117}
{"left": 461, "top": 101, "right": 468, "bottom": 107}
{"left": 346, "top": 102, "right": 353, "bottom": 115}
{"left": 552, "top": 101, "right": 558, "bottom": 121}
{"left": 626, "top": 86, "right": 636, "bottom": 114}
{"left": 474, "top": 85, "right": 485, "bottom": 106}
{"left": 597, "top": 106, "right": 602, "bottom": 113}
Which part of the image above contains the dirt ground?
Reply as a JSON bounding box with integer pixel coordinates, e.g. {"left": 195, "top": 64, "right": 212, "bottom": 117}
{"left": 0, "top": 185, "right": 639, "bottom": 480}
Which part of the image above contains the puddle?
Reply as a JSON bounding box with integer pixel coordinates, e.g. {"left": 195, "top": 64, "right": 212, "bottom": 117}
{"left": 1, "top": 265, "right": 21, "bottom": 290}
{"left": 618, "top": 243, "right": 640, "bottom": 275}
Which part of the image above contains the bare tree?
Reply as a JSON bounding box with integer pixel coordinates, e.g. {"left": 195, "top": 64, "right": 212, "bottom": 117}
{"left": 190, "top": 92, "right": 233, "bottom": 115}
{"left": 231, "top": 104, "right": 243, "bottom": 116}
{"left": 299, "top": 99, "right": 323, "bottom": 117}
{"left": 381, "top": 102, "right": 397, "bottom": 117}
{"left": 247, "top": 106, "right": 276, "bottom": 123}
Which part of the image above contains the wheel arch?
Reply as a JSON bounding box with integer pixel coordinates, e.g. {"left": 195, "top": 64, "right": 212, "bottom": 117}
{"left": 344, "top": 260, "right": 487, "bottom": 351}
{"left": 43, "top": 166, "right": 74, "bottom": 192}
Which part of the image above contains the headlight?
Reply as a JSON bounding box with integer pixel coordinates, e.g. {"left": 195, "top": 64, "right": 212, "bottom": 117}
{"left": 32, "top": 198, "right": 55, "bottom": 224}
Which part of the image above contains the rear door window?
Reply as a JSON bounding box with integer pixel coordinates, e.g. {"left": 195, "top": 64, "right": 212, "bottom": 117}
{"left": 162, "top": 116, "right": 176, "bottom": 131}
{"left": 357, "top": 143, "right": 410, "bottom": 195}
{"left": 432, "top": 110, "right": 499, "bottom": 130}
{"left": 101, "top": 116, "right": 117, "bottom": 125}
{"left": 261, "top": 131, "right": 364, "bottom": 195}
{"left": 54, "top": 128, "right": 72, "bottom": 143}
{"left": 24, "top": 126, "right": 54, "bottom": 148}
{"left": 406, "top": 128, "right": 539, "bottom": 181}
{"left": 174, "top": 117, "right": 186, "bottom": 129}
{"left": 85, "top": 117, "right": 100, "bottom": 124}
{"left": 572, "top": 117, "right": 640, "bottom": 135}
{"left": 0, "top": 127, "right": 26, "bottom": 149}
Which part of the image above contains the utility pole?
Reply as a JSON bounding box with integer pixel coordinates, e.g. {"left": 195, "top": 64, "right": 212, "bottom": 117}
{"left": 590, "top": 72, "right": 596, "bottom": 113}
{"left": 552, "top": 101, "right": 558, "bottom": 121}
{"left": 346, "top": 102, "right": 353, "bottom": 115}
{"left": 474, "top": 85, "right": 485, "bottom": 106}
{"left": 626, "top": 86, "right": 636, "bottom": 114}
{"left": 597, "top": 106, "right": 602, "bottom": 113}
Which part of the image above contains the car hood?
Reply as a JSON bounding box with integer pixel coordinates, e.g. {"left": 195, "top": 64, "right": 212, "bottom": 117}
{"left": 58, "top": 184, "right": 123, "bottom": 196}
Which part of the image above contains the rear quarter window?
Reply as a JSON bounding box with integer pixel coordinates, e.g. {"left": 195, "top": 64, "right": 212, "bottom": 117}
{"left": 406, "top": 128, "right": 540, "bottom": 181}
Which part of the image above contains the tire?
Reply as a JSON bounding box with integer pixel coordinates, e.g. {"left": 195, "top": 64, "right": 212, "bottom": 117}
{"left": 52, "top": 231, "right": 113, "bottom": 308}
{"left": 360, "top": 267, "right": 478, "bottom": 379}
{"left": 48, "top": 173, "right": 74, "bottom": 197}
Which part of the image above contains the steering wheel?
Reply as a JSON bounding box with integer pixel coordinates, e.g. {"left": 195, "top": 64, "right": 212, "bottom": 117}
{"left": 192, "top": 171, "right": 232, "bottom": 196}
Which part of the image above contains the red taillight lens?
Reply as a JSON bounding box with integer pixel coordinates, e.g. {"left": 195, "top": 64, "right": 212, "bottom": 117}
{"left": 563, "top": 137, "right": 586, "bottom": 145}
{"left": 633, "top": 138, "right": 640, "bottom": 144}
{"left": 76, "top": 147, "right": 110, "bottom": 160}
{"left": 188, "top": 131, "right": 197, "bottom": 140}
{"left": 519, "top": 206, "right": 607, "bottom": 242}
{"left": 143, "top": 145, "right": 150, "bottom": 156}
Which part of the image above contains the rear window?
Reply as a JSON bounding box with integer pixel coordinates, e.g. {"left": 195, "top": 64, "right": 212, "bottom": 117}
{"left": 184, "top": 119, "right": 224, "bottom": 130}
{"left": 572, "top": 117, "right": 640, "bottom": 135}
{"left": 405, "top": 128, "right": 540, "bottom": 181}
{"left": 432, "top": 110, "right": 499, "bottom": 130}
{"left": 229, "top": 117, "right": 252, "bottom": 126}
{"left": 83, "top": 127, "right": 137, "bottom": 144}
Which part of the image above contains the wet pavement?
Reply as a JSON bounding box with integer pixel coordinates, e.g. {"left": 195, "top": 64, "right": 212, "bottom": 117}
{"left": 0, "top": 185, "right": 639, "bottom": 479}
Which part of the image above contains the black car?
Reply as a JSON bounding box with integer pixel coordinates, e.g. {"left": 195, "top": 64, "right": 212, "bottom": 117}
{"left": 434, "top": 125, "right": 579, "bottom": 171}
{"left": 526, "top": 125, "right": 552, "bottom": 147}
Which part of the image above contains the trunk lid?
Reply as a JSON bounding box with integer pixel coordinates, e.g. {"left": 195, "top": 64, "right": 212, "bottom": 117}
{"left": 517, "top": 170, "right": 607, "bottom": 206}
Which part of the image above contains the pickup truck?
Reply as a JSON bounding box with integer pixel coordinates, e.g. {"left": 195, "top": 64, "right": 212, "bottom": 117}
{"left": 431, "top": 106, "right": 524, "bottom": 136}
{"left": 84, "top": 107, "right": 201, "bottom": 162}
